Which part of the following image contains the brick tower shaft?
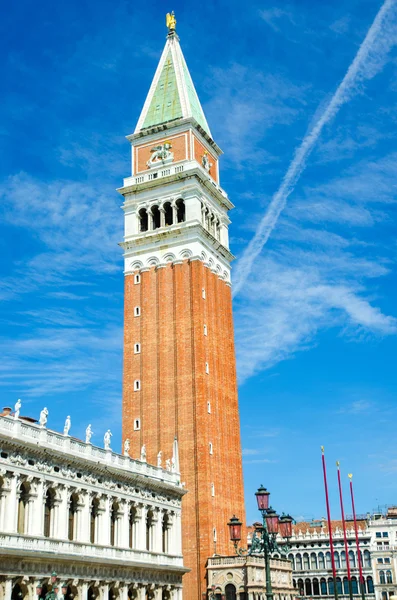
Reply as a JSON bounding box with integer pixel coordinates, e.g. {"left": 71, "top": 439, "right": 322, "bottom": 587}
{"left": 119, "top": 18, "right": 246, "bottom": 600}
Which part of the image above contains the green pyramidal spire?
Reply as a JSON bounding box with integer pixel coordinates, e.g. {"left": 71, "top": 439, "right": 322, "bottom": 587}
{"left": 135, "top": 30, "right": 212, "bottom": 137}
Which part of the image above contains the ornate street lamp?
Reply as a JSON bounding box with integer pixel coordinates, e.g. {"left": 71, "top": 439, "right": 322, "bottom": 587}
{"left": 227, "top": 515, "right": 242, "bottom": 552}
{"left": 255, "top": 485, "right": 270, "bottom": 512}
{"left": 228, "top": 486, "right": 294, "bottom": 600}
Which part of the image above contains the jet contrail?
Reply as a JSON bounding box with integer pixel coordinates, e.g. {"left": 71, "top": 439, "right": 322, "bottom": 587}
{"left": 232, "top": 0, "right": 397, "bottom": 297}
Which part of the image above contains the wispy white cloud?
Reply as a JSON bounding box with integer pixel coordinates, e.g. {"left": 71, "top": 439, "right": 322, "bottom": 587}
{"left": 260, "top": 8, "right": 295, "bottom": 32}
{"left": 242, "top": 448, "right": 259, "bottom": 456}
{"left": 0, "top": 173, "right": 122, "bottom": 299}
{"left": 235, "top": 241, "right": 396, "bottom": 382}
{"left": 205, "top": 64, "right": 308, "bottom": 168}
{"left": 330, "top": 15, "right": 351, "bottom": 35}
{"left": 338, "top": 400, "right": 375, "bottom": 414}
{"left": 233, "top": 0, "right": 397, "bottom": 296}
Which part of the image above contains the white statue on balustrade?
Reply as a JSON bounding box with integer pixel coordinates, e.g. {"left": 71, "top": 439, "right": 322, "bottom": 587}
{"left": 140, "top": 445, "right": 147, "bottom": 462}
{"left": 39, "top": 407, "right": 48, "bottom": 427}
{"left": 166, "top": 459, "right": 172, "bottom": 472}
{"left": 157, "top": 451, "right": 162, "bottom": 467}
{"left": 124, "top": 439, "right": 130, "bottom": 457}
{"left": 104, "top": 429, "right": 112, "bottom": 450}
{"left": 14, "top": 399, "right": 21, "bottom": 419}
{"left": 63, "top": 415, "right": 71, "bottom": 436}
{"left": 85, "top": 424, "right": 93, "bottom": 444}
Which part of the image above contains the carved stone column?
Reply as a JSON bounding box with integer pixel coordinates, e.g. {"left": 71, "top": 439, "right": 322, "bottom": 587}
{"left": 5, "top": 473, "right": 19, "bottom": 533}
{"left": 97, "top": 495, "right": 110, "bottom": 545}
{"left": 152, "top": 508, "right": 162, "bottom": 553}
{"left": 174, "top": 511, "right": 182, "bottom": 555}
{"left": 171, "top": 200, "right": 177, "bottom": 225}
{"left": 138, "top": 586, "right": 146, "bottom": 600}
{"left": 118, "top": 500, "right": 129, "bottom": 548}
{"left": 119, "top": 585, "right": 128, "bottom": 600}
{"left": 78, "top": 582, "right": 88, "bottom": 600}
{"left": 0, "top": 470, "right": 11, "bottom": 532}
{"left": 136, "top": 504, "right": 147, "bottom": 551}
{"left": 79, "top": 490, "right": 91, "bottom": 543}
{"left": 153, "top": 587, "right": 162, "bottom": 600}
{"left": 159, "top": 206, "right": 165, "bottom": 228}
{"left": 147, "top": 207, "right": 154, "bottom": 232}
{"left": 0, "top": 579, "right": 13, "bottom": 600}
{"left": 99, "top": 584, "right": 109, "bottom": 600}
{"left": 57, "top": 484, "right": 69, "bottom": 540}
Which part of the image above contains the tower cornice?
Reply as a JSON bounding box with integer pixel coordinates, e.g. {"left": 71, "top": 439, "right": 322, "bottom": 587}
{"left": 127, "top": 117, "right": 222, "bottom": 157}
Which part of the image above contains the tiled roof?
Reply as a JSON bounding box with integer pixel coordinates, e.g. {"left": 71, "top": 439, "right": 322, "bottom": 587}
{"left": 293, "top": 520, "right": 367, "bottom": 535}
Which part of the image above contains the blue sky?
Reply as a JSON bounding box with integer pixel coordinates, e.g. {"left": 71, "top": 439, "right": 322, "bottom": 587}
{"left": 1, "top": 0, "right": 397, "bottom": 525}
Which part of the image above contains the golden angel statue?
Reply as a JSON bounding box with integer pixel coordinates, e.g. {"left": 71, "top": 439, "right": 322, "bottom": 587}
{"left": 166, "top": 11, "right": 176, "bottom": 31}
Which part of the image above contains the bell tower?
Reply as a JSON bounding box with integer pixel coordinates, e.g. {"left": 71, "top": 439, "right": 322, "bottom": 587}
{"left": 119, "top": 14, "right": 246, "bottom": 600}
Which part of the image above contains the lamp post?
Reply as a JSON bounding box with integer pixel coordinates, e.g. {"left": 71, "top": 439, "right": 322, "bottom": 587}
{"left": 228, "top": 485, "right": 293, "bottom": 600}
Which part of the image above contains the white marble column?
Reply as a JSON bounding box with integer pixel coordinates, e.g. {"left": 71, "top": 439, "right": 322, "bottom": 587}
{"left": 97, "top": 495, "right": 110, "bottom": 545}
{"left": 79, "top": 491, "right": 91, "bottom": 543}
{"left": 171, "top": 201, "right": 177, "bottom": 225}
{"left": 138, "top": 587, "right": 146, "bottom": 600}
{"left": 5, "top": 473, "right": 19, "bottom": 533}
{"left": 166, "top": 513, "right": 175, "bottom": 555}
{"left": 136, "top": 504, "right": 147, "bottom": 551}
{"left": 119, "top": 585, "right": 128, "bottom": 600}
{"left": 160, "top": 207, "right": 165, "bottom": 228}
{"left": 174, "top": 511, "right": 182, "bottom": 555}
{"left": 153, "top": 509, "right": 162, "bottom": 553}
{"left": 57, "top": 485, "right": 69, "bottom": 540}
{"left": 153, "top": 587, "right": 162, "bottom": 600}
{"left": 119, "top": 500, "right": 129, "bottom": 548}
{"left": 99, "top": 584, "right": 109, "bottom": 600}
{"left": 0, "top": 484, "right": 9, "bottom": 532}
{"left": 79, "top": 583, "right": 88, "bottom": 600}
{"left": 29, "top": 479, "right": 44, "bottom": 536}
{"left": 1, "top": 579, "right": 13, "bottom": 600}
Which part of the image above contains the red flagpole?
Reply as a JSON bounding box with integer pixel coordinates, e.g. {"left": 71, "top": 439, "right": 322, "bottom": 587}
{"left": 349, "top": 474, "right": 365, "bottom": 600}
{"left": 321, "top": 447, "right": 338, "bottom": 600}
{"left": 337, "top": 462, "right": 353, "bottom": 600}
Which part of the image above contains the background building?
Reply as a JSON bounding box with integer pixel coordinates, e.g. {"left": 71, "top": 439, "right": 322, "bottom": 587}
{"left": 0, "top": 409, "right": 186, "bottom": 600}
{"left": 368, "top": 509, "right": 397, "bottom": 600}
{"left": 207, "top": 555, "right": 294, "bottom": 600}
{"left": 119, "top": 16, "right": 246, "bottom": 600}
{"left": 288, "top": 519, "right": 374, "bottom": 599}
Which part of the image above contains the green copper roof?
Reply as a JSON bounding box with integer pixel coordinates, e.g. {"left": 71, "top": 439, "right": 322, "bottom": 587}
{"left": 181, "top": 57, "right": 210, "bottom": 133}
{"left": 142, "top": 50, "right": 183, "bottom": 129}
{"left": 136, "top": 35, "right": 212, "bottom": 137}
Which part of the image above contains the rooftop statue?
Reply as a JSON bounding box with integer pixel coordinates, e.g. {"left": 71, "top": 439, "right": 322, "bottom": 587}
{"left": 85, "top": 424, "right": 93, "bottom": 444}
{"left": 104, "top": 429, "right": 112, "bottom": 450}
{"left": 39, "top": 407, "right": 48, "bottom": 428}
{"left": 63, "top": 415, "right": 71, "bottom": 436}
{"left": 124, "top": 438, "right": 130, "bottom": 457}
{"left": 14, "top": 399, "right": 21, "bottom": 420}
{"left": 166, "top": 11, "right": 176, "bottom": 32}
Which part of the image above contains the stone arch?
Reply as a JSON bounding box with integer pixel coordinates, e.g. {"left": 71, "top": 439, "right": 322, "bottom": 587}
{"left": 146, "top": 256, "right": 160, "bottom": 267}
{"left": 131, "top": 261, "right": 143, "bottom": 271}
{"left": 163, "top": 253, "right": 176, "bottom": 263}
{"left": 179, "top": 249, "right": 192, "bottom": 259}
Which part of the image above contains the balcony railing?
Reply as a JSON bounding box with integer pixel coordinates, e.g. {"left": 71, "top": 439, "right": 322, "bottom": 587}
{"left": 122, "top": 160, "right": 229, "bottom": 200}
{"left": 0, "top": 416, "right": 180, "bottom": 487}
{"left": 0, "top": 533, "right": 184, "bottom": 568}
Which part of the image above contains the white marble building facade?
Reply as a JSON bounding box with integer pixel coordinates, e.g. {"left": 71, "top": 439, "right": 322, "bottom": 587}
{"left": 368, "top": 513, "right": 397, "bottom": 600}
{"left": 0, "top": 413, "right": 187, "bottom": 600}
{"left": 288, "top": 519, "right": 374, "bottom": 600}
